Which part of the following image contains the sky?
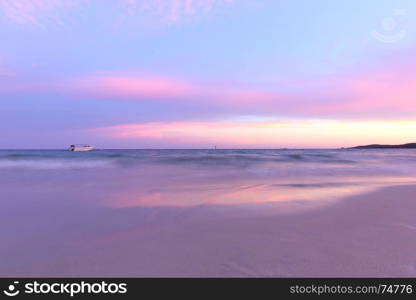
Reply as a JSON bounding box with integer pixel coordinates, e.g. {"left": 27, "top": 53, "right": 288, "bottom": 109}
{"left": 1, "top": 0, "right": 416, "bottom": 148}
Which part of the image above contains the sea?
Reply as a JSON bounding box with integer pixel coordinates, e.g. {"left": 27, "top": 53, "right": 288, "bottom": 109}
{"left": 1, "top": 148, "right": 416, "bottom": 276}
{"left": 1, "top": 148, "right": 415, "bottom": 207}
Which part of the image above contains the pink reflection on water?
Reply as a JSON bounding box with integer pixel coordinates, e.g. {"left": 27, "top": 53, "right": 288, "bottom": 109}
{"left": 107, "top": 175, "right": 406, "bottom": 210}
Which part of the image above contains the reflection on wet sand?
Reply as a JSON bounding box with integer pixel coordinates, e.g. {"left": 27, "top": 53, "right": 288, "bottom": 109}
{"left": 2, "top": 149, "right": 416, "bottom": 276}
{"left": 108, "top": 169, "right": 416, "bottom": 212}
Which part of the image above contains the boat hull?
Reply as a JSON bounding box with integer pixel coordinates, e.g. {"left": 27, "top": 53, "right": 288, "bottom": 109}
{"left": 68, "top": 147, "right": 95, "bottom": 152}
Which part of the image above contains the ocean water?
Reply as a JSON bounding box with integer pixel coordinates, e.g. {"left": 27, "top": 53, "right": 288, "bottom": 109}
{"left": 2, "top": 148, "right": 416, "bottom": 170}
{"left": 1, "top": 149, "right": 416, "bottom": 276}
{"left": 1, "top": 148, "right": 415, "bottom": 207}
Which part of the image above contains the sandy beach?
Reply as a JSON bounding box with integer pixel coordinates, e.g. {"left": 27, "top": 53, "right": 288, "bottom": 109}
{"left": 4, "top": 0, "right": 416, "bottom": 284}
{"left": 2, "top": 182, "right": 416, "bottom": 277}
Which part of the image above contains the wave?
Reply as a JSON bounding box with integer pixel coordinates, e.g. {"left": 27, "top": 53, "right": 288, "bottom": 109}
{"left": 0, "top": 159, "right": 114, "bottom": 169}
{"left": 0, "top": 149, "right": 361, "bottom": 169}
{"left": 151, "top": 152, "right": 358, "bottom": 166}
{"left": 2, "top": 149, "right": 416, "bottom": 171}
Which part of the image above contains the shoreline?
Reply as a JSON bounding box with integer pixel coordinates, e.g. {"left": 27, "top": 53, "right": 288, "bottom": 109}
{"left": 3, "top": 184, "right": 416, "bottom": 277}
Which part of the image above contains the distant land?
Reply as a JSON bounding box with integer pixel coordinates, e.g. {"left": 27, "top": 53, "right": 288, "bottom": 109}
{"left": 350, "top": 143, "right": 416, "bottom": 149}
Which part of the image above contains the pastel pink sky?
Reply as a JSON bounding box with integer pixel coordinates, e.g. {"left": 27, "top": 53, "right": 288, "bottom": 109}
{"left": 0, "top": 0, "right": 233, "bottom": 26}
{"left": 1, "top": 0, "right": 415, "bottom": 148}
{"left": 96, "top": 120, "right": 416, "bottom": 148}
{"left": 8, "top": 52, "right": 416, "bottom": 117}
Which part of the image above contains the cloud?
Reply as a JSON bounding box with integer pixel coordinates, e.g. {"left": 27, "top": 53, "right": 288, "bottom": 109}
{"left": 2, "top": 47, "right": 416, "bottom": 120}
{"left": 304, "top": 59, "right": 416, "bottom": 117}
{"left": 0, "top": 0, "right": 84, "bottom": 27}
{"left": 64, "top": 56, "right": 416, "bottom": 118}
{"left": 0, "top": 65, "right": 16, "bottom": 77}
{"left": 67, "top": 75, "right": 196, "bottom": 100}
{"left": 121, "top": 0, "right": 234, "bottom": 23}
{"left": 58, "top": 73, "right": 301, "bottom": 118}
{"left": 0, "top": 0, "right": 234, "bottom": 27}
{"left": 95, "top": 120, "right": 416, "bottom": 148}
{"left": 73, "top": 74, "right": 287, "bottom": 106}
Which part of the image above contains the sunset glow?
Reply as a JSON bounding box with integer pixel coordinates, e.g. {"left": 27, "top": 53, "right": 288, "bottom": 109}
{"left": 1, "top": 0, "right": 415, "bottom": 148}
{"left": 97, "top": 120, "right": 416, "bottom": 148}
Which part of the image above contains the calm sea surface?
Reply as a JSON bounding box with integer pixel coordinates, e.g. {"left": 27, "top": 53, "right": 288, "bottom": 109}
{"left": 1, "top": 149, "right": 416, "bottom": 275}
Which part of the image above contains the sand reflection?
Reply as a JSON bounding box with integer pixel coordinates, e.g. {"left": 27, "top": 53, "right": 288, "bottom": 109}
{"left": 108, "top": 174, "right": 415, "bottom": 211}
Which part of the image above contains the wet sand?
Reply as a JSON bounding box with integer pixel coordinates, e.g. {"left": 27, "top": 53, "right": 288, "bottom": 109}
{"left": 2, "top": 184, "right": 416, "bottom": 277}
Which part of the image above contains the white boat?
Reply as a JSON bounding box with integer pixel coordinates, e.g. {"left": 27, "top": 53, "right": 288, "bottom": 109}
{"left": 68, "top": 144, "right": 95, "bottom": 151}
